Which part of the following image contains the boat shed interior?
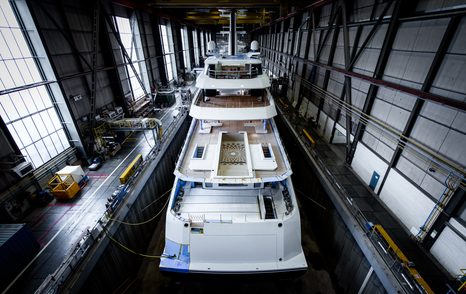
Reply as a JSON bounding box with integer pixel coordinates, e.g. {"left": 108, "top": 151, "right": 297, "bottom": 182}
{"left": 0, "top": 0, "right": 465, "bottom": 293}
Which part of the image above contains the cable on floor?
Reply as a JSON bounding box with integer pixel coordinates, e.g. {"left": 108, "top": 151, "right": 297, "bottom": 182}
{"left": 102, "top": 226, "right": 175, "bottom": 259}
{"left": 107, "top": 191, "right": 170, "bottom": 226}
{"left": 141, "top": 188, "right": 172, "bottom": 212}
{"left": 295, "top": 188, "right": 327, "bottom": 210}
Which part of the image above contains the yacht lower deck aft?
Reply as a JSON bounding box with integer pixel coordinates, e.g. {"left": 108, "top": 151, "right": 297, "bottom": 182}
{"left": 160, "top": 118, "right": 307, "bottom": 273}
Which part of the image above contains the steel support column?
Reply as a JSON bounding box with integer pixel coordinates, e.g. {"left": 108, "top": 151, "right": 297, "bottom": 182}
{"left": 151, "top": 15, "right": 168, "bottom": 85}
{"left": 329, "top": 80, "right": 349, "bottom": 143}
{"left": 278, "top": 21, "right": 286, "bottom": 76}
{"left": 350, "top": 25, "right": 363, "bottom": 61}
{"left": 376, "top": 16, "right": 461, "bottom": 196}
{"left": 137, "top": 11, "right": 156, "bottom": 89}
{"left": 296, "top": 11, "right": 314, "bottom": 105}
{"left": 88, "top": 0, "right": 100, "bottom": 151}
{"left": 173, "top": 22, "right": 185, "bottom": 75}
{"left": 315, "top": 6, "right": 341, "bottom": 121}
{"left": 330, "top": 0, "right": 393, "bottom": 158}
{"left": 290, "top": 14, "right": 309, "bottom": 104}
{"left": 102, "top": 7, "right": 149, "bottom": 98}
{"left": 196, "top": 29, "right": 203, "bottom": 67}
{"left": 55, "top": 1, "right": 93, "bottom": 100}
{"left": 186, "top": 26, "right": 195, "bottom": 69}
{"left": 305, "top": 8, "right": 321, "bottom": 104}
{"left": 202, "top": 29, "right": 208, "bottom": 58}
{"left": 370, "top": 0, "right": 380, "bottom": 21}
{"left": 341, "top": 0, "right": 353, "bottom": 155}
{"left": 346, "top": 0, "right": 403, "bottom": 164}
{"left": 98, "top": 8, "right": 128, "bottom": 115}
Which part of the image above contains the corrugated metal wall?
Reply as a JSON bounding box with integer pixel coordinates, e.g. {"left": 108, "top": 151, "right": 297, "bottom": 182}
{"left": 255, "top": 0, "right": 466, "bottom": 277}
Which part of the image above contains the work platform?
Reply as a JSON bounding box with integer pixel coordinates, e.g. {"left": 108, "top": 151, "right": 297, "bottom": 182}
{"left": 277, "top": 100, "right": 450, "bottom": 293}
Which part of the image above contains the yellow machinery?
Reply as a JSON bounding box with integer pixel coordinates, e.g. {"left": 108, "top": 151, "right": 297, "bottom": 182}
{"left": 108, "top": 118, "right": 163, "bottom": 144}
{"left": 119, "top": 154, "right": 143, "bottom": 184}
{"left": 303, "top": 129, "right": 316, "bottom": 145}
{"left": 278, "top": 98, "right": 289, "bottom": 109}
{"left": 48, "top": 175, "right": 81, "bottom": 200}
{"left": 457, "top": 269, "right": 466, "bottom": 292}
{"left": 110, "top": 118, "right": 158, "bottom": 129}
{"left": 93, "top": 122, "right": 108, "bottom": 150}
{"left": 371, "top": 224, "right": 434, "bottom": 294}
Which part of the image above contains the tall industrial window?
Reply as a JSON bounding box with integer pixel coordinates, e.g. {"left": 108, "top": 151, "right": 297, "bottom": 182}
{"left": 200, "top": 30, "right": 205, "bottom": 58}
{"left": 114, "top": 16, "right": 149, "bottom": 100}
{"left": 0, "top": 0, "right": 70, "bottom": 168}
{"left": 180, "top": 26, "right": 191, "bottom": 71}
{"left": 160, "top": 22, "right": 177, "bottom": 82}
{"left": 192, "top": 29, "right": 200, "bottom": 66}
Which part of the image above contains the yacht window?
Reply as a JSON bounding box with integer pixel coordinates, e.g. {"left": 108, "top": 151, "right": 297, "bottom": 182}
{"left": 0, "top": 1, "right": 71, "bottom": 168}
{"left": 262, "top": 144, "right": 272, "bottom": 158}
{"left": 218, "top": 183, "right": 248, "bottom": 187}
{"left": 192, "top": 145, "right": 205, "bottom": 159}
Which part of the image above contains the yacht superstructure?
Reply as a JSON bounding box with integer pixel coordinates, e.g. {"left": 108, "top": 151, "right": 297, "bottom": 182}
{"left": 160, "top": 46, "right": 307, "bottom": 273}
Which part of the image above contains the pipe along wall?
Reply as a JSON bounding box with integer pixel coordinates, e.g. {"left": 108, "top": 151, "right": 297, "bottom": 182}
{"left": 76, "top": 115, "right": 385, "bottom": 293}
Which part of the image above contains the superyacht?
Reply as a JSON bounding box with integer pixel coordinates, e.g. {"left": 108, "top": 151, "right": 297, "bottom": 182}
{"left": 160, "top": 27, "right": 307, "bottom": 273}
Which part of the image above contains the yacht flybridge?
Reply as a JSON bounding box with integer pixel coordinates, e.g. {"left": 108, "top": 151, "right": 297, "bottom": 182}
{"left": 160, "top": 37, "right": 307, "bottom": 273}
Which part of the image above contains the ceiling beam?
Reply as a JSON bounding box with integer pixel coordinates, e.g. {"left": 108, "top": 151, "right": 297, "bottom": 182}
{"left": 147, "top": 0, "right": 282, "bottom": 9}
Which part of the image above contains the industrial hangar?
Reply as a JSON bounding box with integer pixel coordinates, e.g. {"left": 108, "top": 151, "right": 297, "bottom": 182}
{"left": 0, "top": 0, "right": 465, "bottom": 293}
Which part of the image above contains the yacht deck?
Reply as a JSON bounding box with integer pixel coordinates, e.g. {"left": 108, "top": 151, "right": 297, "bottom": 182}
{"left": 177, "top": 186, "right": 287, "bottom": 222}
{"left": 177, "top": 119, "right": 291, "bottom": 182}
{"left": 195, "top": 95, "right": 270, "bottom": 108}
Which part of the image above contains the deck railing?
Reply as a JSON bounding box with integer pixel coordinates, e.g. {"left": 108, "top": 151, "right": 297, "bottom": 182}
{"left": 207, "top": 68, "right": 259, "bottom": 79}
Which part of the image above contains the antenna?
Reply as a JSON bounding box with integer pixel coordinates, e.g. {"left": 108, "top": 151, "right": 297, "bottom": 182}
{"left": 228, "top": 10, "right": 236, "bottom": 55}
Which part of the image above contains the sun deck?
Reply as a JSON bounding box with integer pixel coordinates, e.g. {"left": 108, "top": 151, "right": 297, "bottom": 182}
{"left": 195, "top": 60, "right": 270, "bottom": 90}
{"left": 189, "top": 89, "right": 277, "bottom": 121}
{"left": 195, "top": 94, "right": 270, "bottom": 108}
{"left": 175, "top": 119, "right": 291, "bottom": 182}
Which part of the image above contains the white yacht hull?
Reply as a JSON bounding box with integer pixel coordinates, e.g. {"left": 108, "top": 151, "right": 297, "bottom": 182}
{"left": 160, "top": 177, "right": 308, "bottom": 273}
{"left": 160, "top": 53, "right": 307, "bottom": 274}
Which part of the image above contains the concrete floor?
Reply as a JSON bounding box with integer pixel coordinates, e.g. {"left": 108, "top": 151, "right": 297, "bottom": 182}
{"left": 3, "top": 93, "right": 186, "bottom": 294}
